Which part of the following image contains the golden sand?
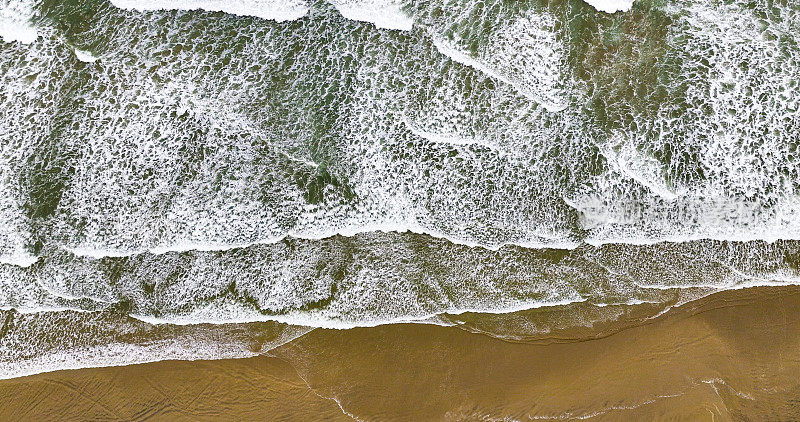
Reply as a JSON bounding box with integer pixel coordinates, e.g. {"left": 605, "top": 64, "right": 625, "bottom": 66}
{"left": 3, "top": 286, "right": 800, "bottom": 421}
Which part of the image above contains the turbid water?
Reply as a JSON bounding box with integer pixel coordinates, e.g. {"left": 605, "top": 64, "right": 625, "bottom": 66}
{"left": 1, "top": 0, "right": 799, "bottom": 408}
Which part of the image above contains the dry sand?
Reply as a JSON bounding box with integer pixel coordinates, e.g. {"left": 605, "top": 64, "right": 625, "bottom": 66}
{"left": 2, "top": 285, "right": 800, "bottom": 421}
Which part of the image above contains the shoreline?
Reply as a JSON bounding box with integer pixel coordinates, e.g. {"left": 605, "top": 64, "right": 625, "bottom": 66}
{"left": 3, "top": 285, "right": 800, "bottom": 420}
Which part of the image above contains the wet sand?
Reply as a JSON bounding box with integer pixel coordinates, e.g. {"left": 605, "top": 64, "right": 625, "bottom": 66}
{"left": 3, "top": 285, "right": 800, "bottom": 421}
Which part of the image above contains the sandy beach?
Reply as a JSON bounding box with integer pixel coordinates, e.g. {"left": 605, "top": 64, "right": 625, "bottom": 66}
{"left": 3, "top": 285, "right": 799, "bottom": 421}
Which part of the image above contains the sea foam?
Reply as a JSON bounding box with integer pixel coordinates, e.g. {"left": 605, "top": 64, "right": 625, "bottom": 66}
{"left": 0, "top": 0, "right": 38, "bottom": 44}
{"left": 109, "top": 0, "right": 416, "bottom": 29}
{"left": 327, "top": 0, "right": 413, "bottom": 30}
{"left": 581, "top": 0, "right": 635, "bottom": 13}
{"left": 109, "top": 0, "right": 309, "bottom": 21}
{"left": 0, "top": 311, "right": 312, "bottom": 380}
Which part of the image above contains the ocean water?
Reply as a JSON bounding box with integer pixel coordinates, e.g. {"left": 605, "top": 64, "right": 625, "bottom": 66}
{"left": 0, "top": 0, "right": 799, "bottom": 378}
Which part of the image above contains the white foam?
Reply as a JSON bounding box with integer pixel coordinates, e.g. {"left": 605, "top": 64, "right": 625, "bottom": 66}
{"left": 109, "top": 0, "right": 416, "bottom": 29}
{"left": 109, "top": 0, "right": 309, "bottom": 21}
{"left": 3, "top": 278, "right": 797, "bottom": 379}
{"left": 599, "top": 133, "right": 681, "bottom": 201}
{"left": 65, "top": 235, "right": 285, "bottom": 259}
{"left": 73, "top": 48, "right": 99, "bottom": 63}
{"left": 327, "top": 0, "right": 413, "bottom": 31}
{"left": 593, "top": 299, "right": 653, "bottom": 307}
{"left": 59, "top": 220, "right": 579, "bottom": 263}
{"left": 21, "top": 233, "right": 800, "bottom": 332}
{"left": 581, "top": 0, "right": 635, "bottom": 13}
{"left": 3, "top": 0, "right": 799, "bottom": 261}
{"left": 0, "top": 251, "right": 38, "bottom": 267}
{"left": 401, "top": 116, "right": 502, "bottom": 151}
{"left": 2, "top": 0, "right": 800, "bottom": 327}
{"left": 431, "top": 30, "right": 569, "bottom": 113}
{"left": 0, "top": 315, "right": 313, "bottom": 380}
{"left": 130, "top": 296, "right": 588, "bottom": 330}
{"left": 0, "top": 18, "right": 37, "bottom": 44}
{"left": 0, "top": 0, "right": 38, "bottom": 44}
{"left": 0, "top": 343, "right": 256, "bottom": 380}
{"left": 569, "top": 0, "right": 800, "bottom": 246}
{"left": 530, "top": 392, "right": 684, "bottom": 420}
{"left": 0, "top": 110, "right": 35, "bottom": 268}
